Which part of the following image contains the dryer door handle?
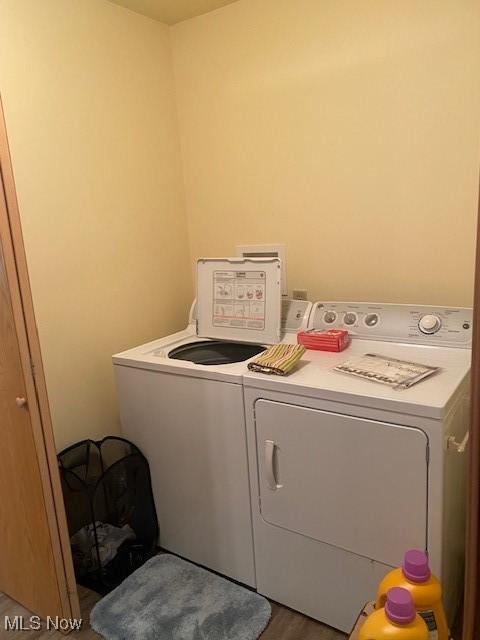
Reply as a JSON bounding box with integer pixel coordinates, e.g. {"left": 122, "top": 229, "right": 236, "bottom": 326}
{"left": 264, "top": 440, "right": 282, "bottom": 491}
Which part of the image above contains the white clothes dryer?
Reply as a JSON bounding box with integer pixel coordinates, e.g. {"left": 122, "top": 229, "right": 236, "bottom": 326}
{"left": 113, "top": 257, "right": 311, "bottom": 586}
{"left": 243, "top": 301, "right": 471, "bottom": 632}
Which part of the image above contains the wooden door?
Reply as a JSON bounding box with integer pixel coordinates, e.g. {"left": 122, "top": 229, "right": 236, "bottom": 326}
{"left": 0, "top": 101, "right": 79, "bottom": 621}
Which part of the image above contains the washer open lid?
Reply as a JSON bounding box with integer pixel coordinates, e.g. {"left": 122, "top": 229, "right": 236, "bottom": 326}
{"left": 196, "top": 257, "right": 282, "bottom": 345}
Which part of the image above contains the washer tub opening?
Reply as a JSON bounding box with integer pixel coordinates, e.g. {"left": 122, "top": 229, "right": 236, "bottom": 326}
{"left": 168, "top": 341, "right": 265, "bottom": 365}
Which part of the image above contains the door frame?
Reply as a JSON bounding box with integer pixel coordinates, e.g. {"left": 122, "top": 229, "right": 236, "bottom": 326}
{"left": 0, "top": 97, "right": 79, "bottom": 620}
{"left": 463, "top": 179, "right": 480, "bottom": 639}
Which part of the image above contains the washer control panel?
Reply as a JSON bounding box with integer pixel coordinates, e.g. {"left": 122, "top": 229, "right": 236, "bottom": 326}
{"left": 310, "top": 302, "right": 473, "bottom": 348}
{"left": 282, "top": 299, "right": 312, "bottom": 332}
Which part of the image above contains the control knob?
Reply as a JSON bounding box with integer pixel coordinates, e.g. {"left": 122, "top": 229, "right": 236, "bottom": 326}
{"left": 418, "top": 314, "right": 442, "bottom": 335}
{"left": 364, "top": 313, "right": 379, "bottom": 327}
{"left": 343, "top": 312, "right": 357, "bottom": 326}
{"left": 324, "top": 311, "right": 337, "bottom": 324}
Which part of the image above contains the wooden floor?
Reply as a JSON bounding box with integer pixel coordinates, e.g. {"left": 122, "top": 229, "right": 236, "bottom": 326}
{"left": 0, "top": 587, "right": 346, "bottom": 639}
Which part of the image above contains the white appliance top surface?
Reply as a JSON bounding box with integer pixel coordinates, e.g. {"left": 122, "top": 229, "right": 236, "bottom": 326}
{"left": 112, "top": 299, "right": 312, "bottom": 383}
{"left": 243, "top": 337, "right": 471, "bottom": 419}
{"left": 113, "top": 326, "right": 248, "bottom": 382}
{"left": 113, "top": 300, "right": 471, "bottom": 417}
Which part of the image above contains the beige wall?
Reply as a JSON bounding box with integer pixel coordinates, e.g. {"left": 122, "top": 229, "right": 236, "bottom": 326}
{"left": 172, "top": 0, "right": 480, "bottom": 306}
{"left": 0, "top": 0, "right": 192, "bottom": 450}
{"left": 1, "top": 0, "right": 479, "bottom": 450}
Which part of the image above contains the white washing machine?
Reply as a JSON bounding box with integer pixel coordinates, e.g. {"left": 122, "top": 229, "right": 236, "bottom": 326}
{"left": 113, "top": 257, "right": 311, "bottom": 587}
{"left": 243, "top": 301, "right": 471, "bottom": 632}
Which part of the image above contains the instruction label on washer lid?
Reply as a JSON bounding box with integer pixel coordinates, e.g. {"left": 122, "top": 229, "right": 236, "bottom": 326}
{"left": 213, "top": 270, "right": 266, "bottom": 330}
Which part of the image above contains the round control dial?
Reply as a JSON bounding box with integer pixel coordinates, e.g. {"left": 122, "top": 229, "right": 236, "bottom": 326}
{"left": 323, "top": 311, "right": 337, "bottom": 324}
{"left": 418, "top": 314, "right": 442, "bottom": 335}
{"left": 364, "top": 313, "right": 379, "bottom": 327}
{"left": 343, "top": 312, "right": 357, "bottom": 326}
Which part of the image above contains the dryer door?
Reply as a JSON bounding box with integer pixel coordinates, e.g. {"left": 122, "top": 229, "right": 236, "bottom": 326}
{"left": 255, "top": 399, "right": 428, "bottom": 566}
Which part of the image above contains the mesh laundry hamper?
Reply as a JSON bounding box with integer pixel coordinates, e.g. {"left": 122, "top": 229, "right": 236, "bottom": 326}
{"left": 58, "top": 436, "right": 158, "bottom": 593}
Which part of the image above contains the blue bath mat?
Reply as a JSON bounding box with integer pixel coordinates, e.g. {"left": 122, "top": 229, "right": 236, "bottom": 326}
{"left": 90, "top": 554, "right": 271, "bottom": 639}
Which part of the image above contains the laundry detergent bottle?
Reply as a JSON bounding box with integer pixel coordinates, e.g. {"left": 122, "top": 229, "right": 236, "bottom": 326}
{"left": 359, "top": 587, "right": 428, "bottom": 640}
{"left": 375, "top": 550, "right": 449, "bottom": 640}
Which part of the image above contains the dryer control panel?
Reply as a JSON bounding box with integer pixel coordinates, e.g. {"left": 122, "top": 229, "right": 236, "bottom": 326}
{"left": 310, "top": 302, "right": 473, "bottom": 348}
